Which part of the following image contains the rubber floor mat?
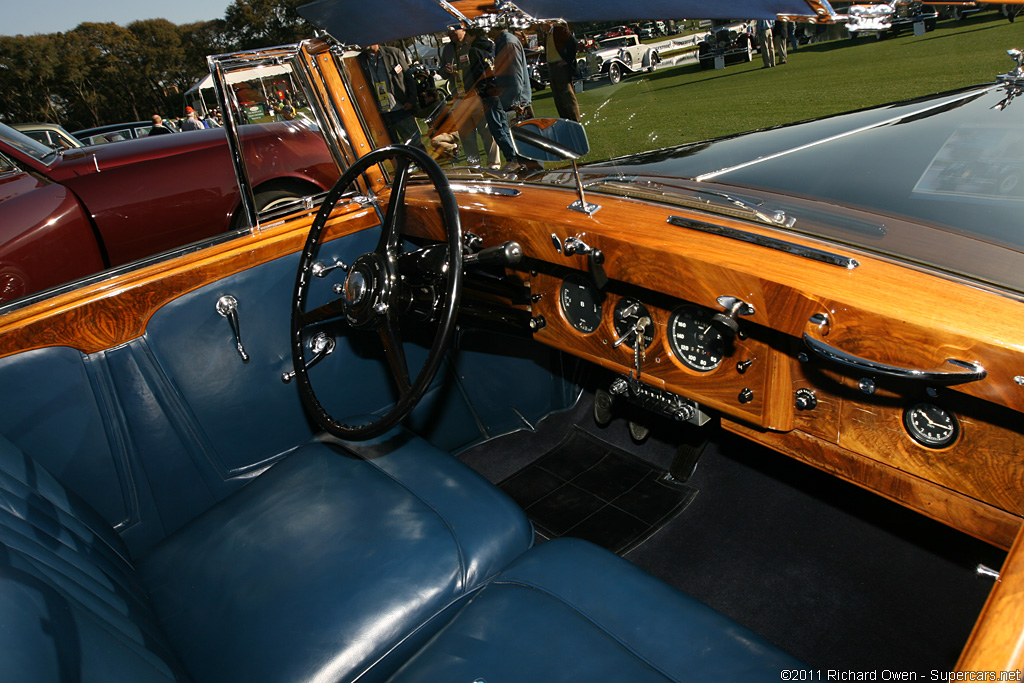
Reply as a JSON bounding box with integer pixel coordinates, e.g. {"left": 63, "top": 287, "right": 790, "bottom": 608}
{"left": 499, "top": 427, "right": 697, "bottom": 554}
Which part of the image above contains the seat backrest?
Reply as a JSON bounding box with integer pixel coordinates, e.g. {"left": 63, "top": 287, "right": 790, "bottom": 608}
{"left": 0, "top": 434, "right": 189, "bottom": 682}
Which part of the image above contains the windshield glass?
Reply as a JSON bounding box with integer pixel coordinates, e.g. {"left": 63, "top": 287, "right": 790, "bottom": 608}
{"left": 362, "top": 10, "right": 1024, "bottom": 293}
{"left": 0, "top": 123, "right": 60, "bottom": 164}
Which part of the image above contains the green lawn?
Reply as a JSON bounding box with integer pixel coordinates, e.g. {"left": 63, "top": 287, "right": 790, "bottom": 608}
{"left": 530, "top": 14, "right": 1023, "bottom": 161}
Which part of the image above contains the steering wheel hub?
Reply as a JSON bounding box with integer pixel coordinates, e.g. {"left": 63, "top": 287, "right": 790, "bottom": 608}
{"left": 343, "top": 254, "right": 390, "bottom": 328}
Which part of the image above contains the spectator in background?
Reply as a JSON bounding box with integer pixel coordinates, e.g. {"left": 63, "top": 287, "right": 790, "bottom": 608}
{"left": 180, "top": 107, "right": 204, "bottom": 131}
{"left": 439, "top": 24, "right": 499, "bottom": 166}
{"left": 543, "top": 20, "right": 581, "bottom": 122}
{"left": 358, "top": 43, "right": 422, "bottom": 147}
{"left": 756, "top": 19, "right": 775, "bottom": 68}
{"left": 148, "top": 114, "right": 173, "bottom": 135}
{"left": 774, "top": 20, "right": 789, "bottom": 64}
{"left": 487, "top": 24, "right": 537, "bottom": 171}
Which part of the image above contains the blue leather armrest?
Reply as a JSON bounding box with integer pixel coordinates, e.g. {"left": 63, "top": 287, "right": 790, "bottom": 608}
{"left": 388, "top": 537, "right": 802, "bottom": 682}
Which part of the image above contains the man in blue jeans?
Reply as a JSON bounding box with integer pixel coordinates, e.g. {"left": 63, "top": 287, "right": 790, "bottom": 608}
{"left": 484, "top": 25, "right": 539, "bottom": 171}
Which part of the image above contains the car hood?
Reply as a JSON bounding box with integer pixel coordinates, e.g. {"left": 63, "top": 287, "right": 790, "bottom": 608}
{"left": 47, "top": 127, "right": 231, "bottom": 181}
{"left": 557, "top": 82, "right": 1024, "bottom": 295}
{"left": 47, "top": 121, "right": 320, "bottom": 181}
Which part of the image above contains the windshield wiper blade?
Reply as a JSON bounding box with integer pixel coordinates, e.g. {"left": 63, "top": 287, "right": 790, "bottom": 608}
{"left": 693, "top": 189, "right": 797, "bottom": 228}
{"left": 584, "top": 177, "right": 797, "bottom": 229}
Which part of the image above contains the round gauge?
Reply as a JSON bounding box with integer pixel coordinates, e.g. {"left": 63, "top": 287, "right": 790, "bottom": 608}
{"left": 559, "top": 275, "right": 603, "bottom": 334}
{"left": 667, "top": 306, "right": 724, "bottom": 373}
{"left": 613, "top": 298, "right": 654, "bottom": 349}
{"left": 902, "top": 402, "right": 960, "bottom": 449}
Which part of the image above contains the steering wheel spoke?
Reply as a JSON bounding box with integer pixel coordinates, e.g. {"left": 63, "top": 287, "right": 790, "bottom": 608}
{"left": 378, "top": 315, "right": 413, "bottom": 397}
{"left": 297, "top": 298, "right": 348, "bottom": 329}
{"left": 376, "top": 157, "right": 413, "bottom": 257}
{"left": 291, "top": 145, "right": 462, "bottom": 440}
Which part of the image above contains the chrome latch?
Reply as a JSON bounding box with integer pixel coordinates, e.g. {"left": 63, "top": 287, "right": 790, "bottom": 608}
{"left": 216, "top": 295, "right": 249, "bottom": 363}
{"left": 282, "top": 332, "right": 336, "bottom": 383}
{"left": 311, "top": 259, "right": 348, "bottom": 278}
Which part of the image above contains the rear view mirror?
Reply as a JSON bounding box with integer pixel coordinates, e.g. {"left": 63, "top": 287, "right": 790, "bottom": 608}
{"left": 511, "top": 118, "right": 590, "bottom": 162}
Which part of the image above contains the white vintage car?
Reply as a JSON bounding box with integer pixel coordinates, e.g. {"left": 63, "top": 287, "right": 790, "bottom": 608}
{"left": 585, "top": 34, "right": 660, "bottom": 84}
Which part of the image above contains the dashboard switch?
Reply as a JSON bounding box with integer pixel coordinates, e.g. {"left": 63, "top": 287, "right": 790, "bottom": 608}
{"left": 795, "top": 388, "right": 818, "bottom": 410}
{"left": 738, "top": 387, "right": 754, "bottom": 404}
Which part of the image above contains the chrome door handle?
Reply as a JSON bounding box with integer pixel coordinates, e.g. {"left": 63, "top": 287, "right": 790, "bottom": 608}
{"left": 282, "top": 332, "right": 335, "bottom": 383}
{"left": 216, "top": 295, "right": 249, "bottom": 363}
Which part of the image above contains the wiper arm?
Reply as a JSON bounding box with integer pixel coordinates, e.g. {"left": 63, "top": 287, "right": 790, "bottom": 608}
{"left": 693, "top": 189, "right": 797, "bottom": 228}
{"left": 583, "top": 177, "right": 797, "bottom": 229}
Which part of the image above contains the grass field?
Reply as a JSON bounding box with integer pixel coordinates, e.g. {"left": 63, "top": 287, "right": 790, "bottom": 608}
{"left": 529, "top": 13, "right": 1023, "bottom": 161}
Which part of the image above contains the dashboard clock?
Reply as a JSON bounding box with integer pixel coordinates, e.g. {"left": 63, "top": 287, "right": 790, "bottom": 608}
{"left": 902, "top": 402, "right": 960, "bottom": 449}
{"left": 667, "top": 306, "right": 724, "bottom": 373}
{"left": 559, "top": 275, "right": 603, "bottom": 334}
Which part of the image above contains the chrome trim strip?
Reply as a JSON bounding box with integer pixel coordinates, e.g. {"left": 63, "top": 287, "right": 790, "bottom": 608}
{"left": 449, "top": 183, "right": 521, "bottom": 196}
{"left": 667, "top": 215, "right": 859, "bottom": 269}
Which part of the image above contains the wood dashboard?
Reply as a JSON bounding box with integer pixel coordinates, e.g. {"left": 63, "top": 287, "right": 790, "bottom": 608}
{"left": 406, "top": 180, "right": 1024, "bottom": 551}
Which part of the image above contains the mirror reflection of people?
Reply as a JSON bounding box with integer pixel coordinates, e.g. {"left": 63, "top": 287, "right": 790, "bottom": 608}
{"left": 487, "top": 24, "right": 539, "bottom": 171}
{"left": 543, "top": 20, "right": 581, "bottom": 122}
{"left": 439, "top": 24, "right": 499, "bottom": 166}
{"left": 359, "top": 43, "right": 423, "bottom": 147}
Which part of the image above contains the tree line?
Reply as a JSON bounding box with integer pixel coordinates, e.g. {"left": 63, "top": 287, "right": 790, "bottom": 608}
{"left": 0, "top": 0, "right": 315, "bottom": 131}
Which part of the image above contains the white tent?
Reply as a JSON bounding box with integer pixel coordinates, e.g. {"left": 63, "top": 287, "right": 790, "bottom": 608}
{"left": 184, "top": 64, "right": 297, "bottom": 116}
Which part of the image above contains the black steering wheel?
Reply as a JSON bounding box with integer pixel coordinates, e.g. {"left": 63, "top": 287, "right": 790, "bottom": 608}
{"left": 291, "top": 145, "right": 462, "bottom": 440}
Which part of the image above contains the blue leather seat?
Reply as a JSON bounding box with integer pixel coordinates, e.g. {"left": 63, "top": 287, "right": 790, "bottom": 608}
{"left": 0, "top": 430, "right": 800, "bottom": 683}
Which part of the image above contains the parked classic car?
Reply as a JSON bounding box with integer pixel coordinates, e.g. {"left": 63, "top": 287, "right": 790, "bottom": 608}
{"left": 697, "top": 19, "right": 758, "bottom": 68}
{"left": 2, "top": 0, "right": 1024, "bottom": 680}
{"left": 9, "top": 121, "right": 83, "bottom": 150}
{"left": 846, "top": 0, "right": 938, "bottom": 38}
{"left": 0, "top": 117, "right": 337, "bottom": 303}
{"left": 74, "top": 120, "right": 158, "bottom": 145}
{"left": 585, "top": 34, "right": 661, "bottom": 84}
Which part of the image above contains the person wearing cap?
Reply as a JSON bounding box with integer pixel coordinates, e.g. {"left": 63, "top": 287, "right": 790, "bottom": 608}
{"left": 180, "top": 106, "right": 205, "bottom": 131}
{"left": 438, "top": 24, "right": 499, "bottom": 166}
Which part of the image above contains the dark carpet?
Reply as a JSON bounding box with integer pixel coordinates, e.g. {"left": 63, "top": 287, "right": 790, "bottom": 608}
{"left": 458, "top": 379, "right": 1006, "bottom": 673}
{"left": 498, "top": 427, "right": 697, "bottom": 553}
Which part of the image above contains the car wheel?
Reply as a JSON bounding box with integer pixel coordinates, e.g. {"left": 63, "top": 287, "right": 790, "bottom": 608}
{"left": 623, "top": 53, "right": 633, "bottom": 69}
{"left": 231, "top": 186, "right": 313, "bottom": 231}
{"left": 608, "top": 62, "right": 622, "bottom": 84}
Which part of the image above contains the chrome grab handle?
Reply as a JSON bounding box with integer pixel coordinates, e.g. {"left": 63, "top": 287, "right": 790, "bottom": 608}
{"left": 215, "top": 295, "right": 249, "bottom": 363}
{"left": 282, "top": 332, "right": 335, "bottom": 383}
{"left": 802, "top": 321, "right": 985, "bottom": 386}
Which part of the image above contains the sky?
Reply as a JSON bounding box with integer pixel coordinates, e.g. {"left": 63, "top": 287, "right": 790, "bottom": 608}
{"left": 3, "top": 0, "right": 235, "bottom": 37}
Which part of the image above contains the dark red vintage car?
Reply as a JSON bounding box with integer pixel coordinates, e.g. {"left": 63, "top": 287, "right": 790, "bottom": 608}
{"left": 0, "top": 119, "right": 338, "bottom": 304}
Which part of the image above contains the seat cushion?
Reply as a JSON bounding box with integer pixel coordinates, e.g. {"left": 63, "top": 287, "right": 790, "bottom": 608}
{"left": 136, "top": 431, "right": 533, "bottom": 683}
{"left": 388, "top": 538, "right": 802, "bottom": 682}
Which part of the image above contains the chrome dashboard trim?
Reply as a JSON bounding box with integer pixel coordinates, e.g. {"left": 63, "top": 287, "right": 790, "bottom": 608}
{"left": 667, "top": 215, "right": 860, "bottom": 269}
{"left": 449, "top": 183, "right": 522, "bottom": 197}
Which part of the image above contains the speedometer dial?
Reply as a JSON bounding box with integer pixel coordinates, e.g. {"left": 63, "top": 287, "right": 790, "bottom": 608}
{"left": 667, "top": 306, "right": 724, "bottom": 373}
{"left": 559, "top": 275, "right": 603, "bottom": 334}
